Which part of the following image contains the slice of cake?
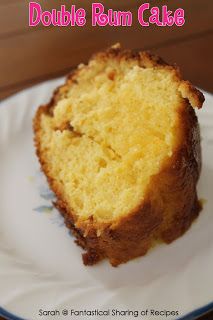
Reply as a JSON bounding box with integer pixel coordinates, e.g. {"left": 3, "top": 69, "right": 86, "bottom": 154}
{"left": 33, "top": 44, "right": 204, "bottom": 266}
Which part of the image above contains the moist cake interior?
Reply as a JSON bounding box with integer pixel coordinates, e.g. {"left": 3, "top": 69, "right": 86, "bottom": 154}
{"left": 38, "top": 57, "right": 183, "bottom": 222}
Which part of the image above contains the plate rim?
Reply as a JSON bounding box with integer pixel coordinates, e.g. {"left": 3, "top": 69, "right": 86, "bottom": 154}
{"left": 1, "top": 301, "right": 213, "bottom": 320}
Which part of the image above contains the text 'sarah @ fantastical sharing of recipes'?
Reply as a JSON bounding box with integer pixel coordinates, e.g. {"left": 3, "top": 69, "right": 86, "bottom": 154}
{"left": 29, "top": 2, "right": 185, "bottom": 28}
{"left": 38, "top": 308, "right": 180, "bottom": 318}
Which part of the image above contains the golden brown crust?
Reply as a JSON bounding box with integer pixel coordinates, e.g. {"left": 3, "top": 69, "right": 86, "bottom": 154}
{"left": 33, "top": 44, "right": 204, "bottom": 267}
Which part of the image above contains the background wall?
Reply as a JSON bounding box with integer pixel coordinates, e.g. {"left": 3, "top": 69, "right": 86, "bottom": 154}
{"left": 0, "top": 0, "right": 212, "bottom": 101}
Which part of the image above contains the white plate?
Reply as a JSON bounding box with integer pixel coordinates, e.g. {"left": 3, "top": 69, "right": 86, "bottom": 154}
{"left": 0, "top": 79, "right": 213, "bottom": 320}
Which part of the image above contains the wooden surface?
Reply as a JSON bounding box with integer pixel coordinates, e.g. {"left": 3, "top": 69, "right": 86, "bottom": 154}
{"left": 0, "top": 0, "right": 213, "bottom": 319}
{"left": 0, "top": 0, "right": 213, "bottom": 101}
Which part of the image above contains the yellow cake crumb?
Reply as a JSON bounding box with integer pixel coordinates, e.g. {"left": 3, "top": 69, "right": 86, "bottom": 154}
{"left": 38, "top": 57, "right": 183, "bottom": 222}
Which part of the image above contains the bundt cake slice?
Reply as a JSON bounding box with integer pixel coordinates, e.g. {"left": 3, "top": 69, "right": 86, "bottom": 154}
{"left": 33, "top": 44, "right": 204, "bottom": 266}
